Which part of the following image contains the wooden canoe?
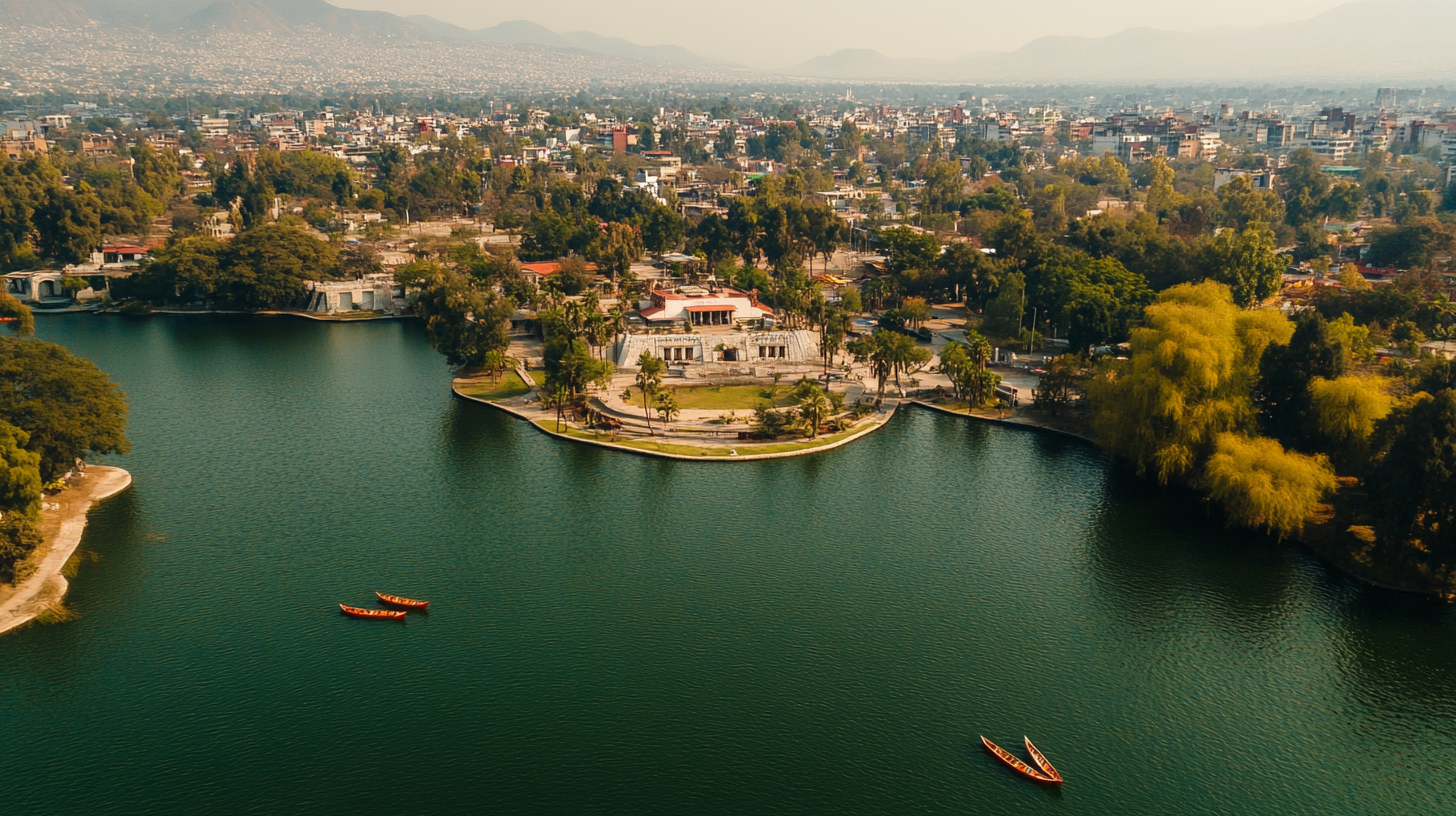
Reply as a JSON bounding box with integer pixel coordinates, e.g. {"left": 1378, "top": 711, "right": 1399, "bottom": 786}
{"left": 340, "top": 603, "right": 405, "bottom": 620}
{"left": 375, "top": 591, "right": 429, "bottom": 610}
{"left": 1024, "top": 737, "right": 1063, "bottom": 783}
{"left": 981, "top": 736, "right": 1057, "bottom": 784}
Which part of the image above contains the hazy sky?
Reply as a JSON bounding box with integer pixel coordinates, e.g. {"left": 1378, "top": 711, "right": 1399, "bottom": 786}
{"left": 333, "top": 0, "right": 1358, "bottom": 67}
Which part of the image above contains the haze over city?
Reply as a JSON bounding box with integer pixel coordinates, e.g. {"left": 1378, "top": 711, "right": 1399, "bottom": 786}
{"left": 3, "top": 0, "right": 1456, "bottom": 814}
{"left": 335, "top": 0, "right": 1418, "bottom": 69}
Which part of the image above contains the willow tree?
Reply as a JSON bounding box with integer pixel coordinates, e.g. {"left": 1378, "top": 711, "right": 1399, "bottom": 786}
{"left": 1204, "top": 433, "right": 1336, "bottom": 539}
{"left": 1308, "top": 376, "right": 1393, "bottom": 468}
{"left": 1089, "top": 281, "right": 1293, "bottom": 484}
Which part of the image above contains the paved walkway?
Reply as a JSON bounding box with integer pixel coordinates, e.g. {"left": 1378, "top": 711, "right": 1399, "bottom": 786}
{"left": 476, "top": 361, "right": 897, "bottom": 457}
{"left": 0, "top": 466, "right": 132, "bottom": 636}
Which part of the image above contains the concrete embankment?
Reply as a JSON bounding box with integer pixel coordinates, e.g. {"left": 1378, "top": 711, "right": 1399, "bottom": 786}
{"left": 452, "top": 376, "right": 896, "bottom": 462}
{"left": 0, "top": 466, "right": 132, "bottom": 636}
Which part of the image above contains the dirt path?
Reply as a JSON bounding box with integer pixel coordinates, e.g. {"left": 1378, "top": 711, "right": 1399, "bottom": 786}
{"left": 0, "top": 466, "right": 132, "bottom": 636}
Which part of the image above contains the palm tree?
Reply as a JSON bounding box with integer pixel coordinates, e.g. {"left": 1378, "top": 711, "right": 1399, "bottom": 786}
{"left": 821, "top": 308, "right": 846, "bottom": 377}
{"left": 609, "top": 305, "right": 629, "bottom": 347}
{"left": 798, "top": 387, "right": 831, "bottom": 439}
{"left": 542, "top": 383, "right": 569, "bottom": 432}
{"left": 635, "top": 350, "right": 665, "bottom": 434}
{"left": 965, "top": 331, "right": 993, "bottom": 371}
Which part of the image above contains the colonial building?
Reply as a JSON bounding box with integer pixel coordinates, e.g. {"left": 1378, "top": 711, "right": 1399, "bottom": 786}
{"left": 4, "top": 270, "right": 71, "bottom": 305}
{"left": 638, "top": 286, "right": 769, "bottom": 328}
{"left": 615, "top": 330, "right": 819, "bottom": 368}
{"left": 303, "top": 273, "right": 407, "bottom": 315}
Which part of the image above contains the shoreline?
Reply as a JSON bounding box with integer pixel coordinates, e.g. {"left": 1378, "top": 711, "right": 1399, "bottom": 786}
{"left": 0, "top": 466, "right": 133, "bottom": 636}
{"left": 909, "top": 399, "right": 1098, "bottom": 445}
{"left": 911, "top": 399, "right": 1452, "bottom": 598}
{"left": 33, "top": 306, "right": 411, "bottom": 322}
{"left": 452, "top": 380, "right": 895, "bottom": 462}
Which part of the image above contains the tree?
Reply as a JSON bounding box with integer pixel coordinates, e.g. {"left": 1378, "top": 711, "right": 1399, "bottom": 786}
{"left": 1365, "top": 221, "right": 1454, "bottom": 269}
{"left": 937, "top": 340, "right": 971, "bottom": 399}
{"left": 1201, "top": 223, "right": 1285, "bottom": 307}
{"left": 901, "top": 297, "right": 932, "bottom": 329}
{"left": 0, "top": 292, "right": 35, "bottom": 336}
{"left": 0, "top": 420, "right": 42, "bottom": 520}
{"left": 1308, "top": 375, "right": 1393, "bottom": 468}
{"left": 0, "top": 511, "right": 42, "bottom": 584}
{"left": 544, "top": 334, "right": 613, "bottom": 404}
{"left": 983, "top": 271, "right": 1025, "bottom": 336}
{"left": 1090, "top": 282, "right": 1293, "bottom": 484}
{"left": 1035, "top": 354, "right": 1084, "bottom": 415}
{"left": 32, "top": 186, "right": 102, "bottom": 264}
{"left": 220, "top": 223, "right": 339, "bottom": 309}
{"left": 0, "top": 336, "right": 131, "bottom": 480}
{"left": 590, "top": 222, "right": 642, "bottom": 285}
{"left": 939, "top": 242, "right": 999, "bottom": 309}
{"left": 1203, "top": 433, "right": 1336, "bottom": 539}
{"left": 125, "top": 236, "right": 225, "bottom": 305}
{"left": 1335, "top": 263, "right": 1371, "bottom": 292}
{"left": 1367, "top": 391, "right": 1456, "bottom": 564}
{"left": 555, "top": 256, "right": 593, "bottom": 296}
{"left": 655, "top": 391, "right": 681, "bottom": 426}
{"left": 1025, "top": 248, "right": 1151, "bottom": 351}
{"left": 797, "top": 387, "right": 831, "bottom": 438}
{"left": 1145, "top": 156, "right": 1184, "bottom": 218}
{"left": 398, "top": 262, "right": 513, "bottom": 368}
{"left": 634, "top": 351, "right": 665, "bottom": 434}
{"left": 960, "top": 366, "right": 1001, "bottom": 408}
{"left": 1282, "top": 148, "right": 1331, "bottom": 226}
{"left": 1216, "top": 174, "right": 1285, "bottom": 229}
{"left": 1256, "top": 310, "right": 1348, "bottom": 450}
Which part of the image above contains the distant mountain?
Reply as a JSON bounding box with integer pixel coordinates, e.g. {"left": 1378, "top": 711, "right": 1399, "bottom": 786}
{"left": 176, "top": 0, "right": 427, "bottom": 38}
{"left": 406, "top": 15, "right": 713, "bottom": 66}
{"left": 178, "top": 0, "right": 290, "bottom": 32}
{"left": 0, "top": 0, "right": 98, "bottom": 26}
{"left": 789, "top": 0, "right": 1456, "bottom": 83}
{"left": 792, "top": 49, "right": 977, "bottom": 82}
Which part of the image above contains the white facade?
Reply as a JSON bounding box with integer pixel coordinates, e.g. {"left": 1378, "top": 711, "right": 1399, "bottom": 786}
{"left": 615, "top": 329, "right": 819, "bottom": 368}
{"left": 304, "top": 273, "right": 407, "bottom": 314}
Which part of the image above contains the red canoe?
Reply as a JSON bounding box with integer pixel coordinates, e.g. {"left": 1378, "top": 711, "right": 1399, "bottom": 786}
{"left": 340, "top": 603, "right": 405, "bottom": 620}
{"left": 375, "top": 591, "right": 429, "bottom": 610}
{"left": 981, "top": 736, "right": 1058, "bottom": 784}
{"left": 1024, "top": 737, "right": 1063, "bottom": 783}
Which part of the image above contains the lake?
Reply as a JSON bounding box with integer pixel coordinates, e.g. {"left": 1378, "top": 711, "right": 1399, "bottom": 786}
{"left": 6, "top": 314, "right": 1456, "bottom": 814}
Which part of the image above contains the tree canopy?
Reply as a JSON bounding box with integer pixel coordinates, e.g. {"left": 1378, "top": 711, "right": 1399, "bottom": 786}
{"left": 0, "top": 336, "right": 131, "bottom": 480}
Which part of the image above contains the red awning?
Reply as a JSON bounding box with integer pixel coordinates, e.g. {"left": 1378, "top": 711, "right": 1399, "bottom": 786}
{"left": 685, "top": 304, "right": 735, "bottom": 312}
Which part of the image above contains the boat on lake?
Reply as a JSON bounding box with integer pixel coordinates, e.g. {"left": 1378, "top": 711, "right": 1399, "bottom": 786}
{"left": 375, "top": 591, "right": 429, "bottom": 610}
{"left": 339, "top": 603, "right": 405, "bottom": 620}
{"left": 980, "top": 736, "right": 1057, "bottom": 784}
{"left": 1024, "top": 737, "right": 1062, "bottom": 783}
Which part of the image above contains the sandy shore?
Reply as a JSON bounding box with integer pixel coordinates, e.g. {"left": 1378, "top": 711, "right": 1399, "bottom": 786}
{"left": 0, "top": 466, "right": 132, "bottom": 636}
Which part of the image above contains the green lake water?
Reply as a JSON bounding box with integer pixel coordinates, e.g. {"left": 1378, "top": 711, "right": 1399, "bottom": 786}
{"left": 6, "top": 315, "right": 1456, "bottom": 814}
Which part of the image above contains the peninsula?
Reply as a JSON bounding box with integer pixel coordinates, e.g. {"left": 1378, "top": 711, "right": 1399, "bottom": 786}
{"left": 0, "top": 466, "right": 132, "bottom": 635}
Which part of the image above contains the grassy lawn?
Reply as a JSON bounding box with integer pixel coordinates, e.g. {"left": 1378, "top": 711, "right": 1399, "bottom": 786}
{"left": 532, "top": 419, "right": 878, "bottom": 457}
{"left": 457, "top": 372, "right": 531, "bottom": 401}
{"left": 664, "top": 384, "right": 798, "bottom": 411}
{"left": 928, "top": 400, "right": 971, "bottom": 413}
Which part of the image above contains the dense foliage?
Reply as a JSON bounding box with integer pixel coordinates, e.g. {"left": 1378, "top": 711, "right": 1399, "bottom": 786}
{"left": 0, "top": 335, "right": 131, "bottom": 481}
